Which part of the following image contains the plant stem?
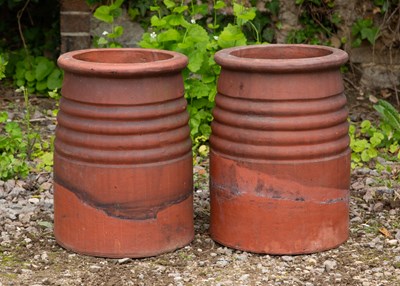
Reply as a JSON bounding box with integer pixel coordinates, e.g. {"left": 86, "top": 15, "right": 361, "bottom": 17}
{"left": 17, "top": 0, "right": 31, "bottom": 53}
{"left": 22, "top": 87, "right": 33, "bottom": 159}
{"left": 248, "top": 21, "right": 260, "bottom": 43}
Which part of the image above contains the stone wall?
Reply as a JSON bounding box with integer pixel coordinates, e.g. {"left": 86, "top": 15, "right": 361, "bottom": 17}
{"left": 275, "top": 0, "right": 400, "bottom": 90}
{"left": 60, "top": 0, "right": 91, "bottom": 53}
{"left": 59, "top": 0, "right": 400, "bottom": 90}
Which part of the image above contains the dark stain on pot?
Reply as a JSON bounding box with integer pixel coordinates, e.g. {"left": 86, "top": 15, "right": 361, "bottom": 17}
{"left": 254, "top": 180, "right": 282, "bottom": 199}
{"left": 210, "top": 182, "right": 240, "bottom": 201}
{"left": 252, "top": 178, "right": 348, "bottom": 204}
{"left": 54, "top": 174, "right": 191, "bottom": 220}
{"left": 254, "top": 179, "right": 264, "bottom": 195}
{"left": 321, "top": 196, "right": 349, "bottom": 204}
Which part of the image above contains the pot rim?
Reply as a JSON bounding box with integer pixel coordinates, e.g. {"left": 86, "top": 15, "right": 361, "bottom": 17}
{"left": 57, "top": 48, "right": 188, "bottom": 76}
{"left": 214, "top": 44, "right": 348, "bottom": 72}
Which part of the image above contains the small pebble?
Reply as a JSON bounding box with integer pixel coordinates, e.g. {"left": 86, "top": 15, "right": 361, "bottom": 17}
{"left": 365, "top": 178, "right": 376, "bottom": 186}
{"left": 118, "top": 258, "right": 130, "bottom": 264}
{"left": 89, "top": 265, "right": 101, "bottom": 273}
{"left": 323, "top": 260, "right": 337, "bottom": 272}
{"left": 281, "top": 256, "right": 294, "bottom": 262}
{"left": 387, "top": 239, "right": 398, "bottom": 246}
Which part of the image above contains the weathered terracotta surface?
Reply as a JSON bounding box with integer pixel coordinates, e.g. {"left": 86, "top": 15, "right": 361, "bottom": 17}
{"left": 55, "top": 48, "right": 193, "bottom": 258}
{"left": 210, "top": 44, "right": 350, "bottom": 254}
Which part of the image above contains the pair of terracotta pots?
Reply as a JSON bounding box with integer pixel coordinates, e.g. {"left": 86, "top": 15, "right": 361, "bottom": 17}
{"left": 55, "top": 45, "right": 349, "bottom": 258}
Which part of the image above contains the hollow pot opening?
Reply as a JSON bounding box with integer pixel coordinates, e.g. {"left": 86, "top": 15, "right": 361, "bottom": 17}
{"left": 214, "top": 44, "right": 349, "bottom": 72}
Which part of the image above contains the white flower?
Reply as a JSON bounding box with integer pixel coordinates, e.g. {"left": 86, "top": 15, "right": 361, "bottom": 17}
{"left": 213, "top": 36, "right": 219, "bottom": 40}
{"left": 191, "top": 18, "right": 196, "bottom": 24}
{"left": 102, "top": 31, "right": 109, "bottom": 36}
{"left": 150, "top": 32, "right": 157, "bottom": 39}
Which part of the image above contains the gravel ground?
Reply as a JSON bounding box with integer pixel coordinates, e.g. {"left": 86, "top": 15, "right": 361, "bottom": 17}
{"left": 1, "top": 86, "right": 400, "bottom": 286}
{"left": 0, "top": 163, "right": 400, "bottom": 286}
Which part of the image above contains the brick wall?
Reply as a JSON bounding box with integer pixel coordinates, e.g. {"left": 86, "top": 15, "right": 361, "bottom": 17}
{"left": 60, "top": 0, "right": 91, "bottom": 53}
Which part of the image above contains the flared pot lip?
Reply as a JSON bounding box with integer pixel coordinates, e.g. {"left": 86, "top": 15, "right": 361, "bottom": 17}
{"left": 214, "top": 44, "right": 349, "bottom": 72}
{"left": 57, "top": 48, "right": 188, "bottom": 76}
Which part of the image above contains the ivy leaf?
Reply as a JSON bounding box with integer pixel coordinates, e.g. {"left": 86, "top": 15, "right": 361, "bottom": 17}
{"left": 370, "top": 132, "right": 384, "bottom": 147}
{"left": 108, "top": 25, "right": 124, "bottom": 38}
{"left": 389, "top": 142, "right": 399, "bottom": 153}
{"left": 110, "top": 0, "right": 124, "bottom": 9}
{"left": 192, "top": 4, "right": 208, "bottom": 15}
{"left": 158, "top": 29, "right": 181, "bottom": 42}
{"left": 25, "top": 70, "right": 35, "bottom": 82}
{"left": 97, "top": 37, "right": 108, "bottom": 45}
{"left": 218, "top": 24, "right": 247, "bottom": 48}
{"left": 5, "top": 122, "right": 22, "bottom": 137}
{"left": 361, "top": 27, "right": 379, "bottom": 45}
{"left": 351, "top": 37, "right": 362, "bottom": 48}
{"left": 188, "top": 80, "right": 210, "bottom": 99}
{"left": 352, "top": 139, "right": 369, "bottom": 153}
{"left": 36, "top": 80, "right": 48, "bottom": 92}
{"left": 199, "top": 123, "right": 212, "bottom": 138}
{"left": 94, "top": 6, "right": 113, "bottom": 23}
{"left": 233, "top": 3, "right": 256, "bottom": 25}
{"left": 151, "top": 15, "right": 167, "bottom": 27}
{"left": 150, "top": 6, "right": 160, "bottom": 11}
{"left": 187, "top": 24, "right": 208, "bottom": 43}
{"left": 47, "top": 69, "right": 63, "bottom": 90}
{"left": 173, "top": 5, "right": 188, "bottom": 14}
{"left": 367, "top": 148, "right": 378, "bottom": 159}
{"left": 165, "top": 14, "right": 189, "bottom": 27}
{"left": 189, "top": 117, "right": 200, "bottom": 137}
{"left": 163, "top": 0, "right": 176, "bottom": 9}
{"left": 188, "top": 51, "right": 204, "bottom": 73}
{"left": 361, "top": 150, "right": 370, "bottom": 162}
{"left": 128, "top": 8, "right": 140, "bottom": 21}
{"left": 35, "top": 59, "right": 54, "bottom": 82}
{"left": 0, "top": 112, "right": 7, "bottom": 123}
{"left": 214, "top": 1, "right": 226, "bottom": 9}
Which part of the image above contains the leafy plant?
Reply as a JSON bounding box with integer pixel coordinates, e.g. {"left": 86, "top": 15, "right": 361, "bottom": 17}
{"left": 351, "top": 18, "right": 379, "bottom": 47}
{"left": 350, "top": 120, "right": 383, "bottom": 168}
{"left": 139, "top": 0, "right": 259, "bottom": 144}
{"left": 0, "top": 84, "right": 55, "bottom": 179}
{"left": 12, "top": 55, "right": 63, "bottom": 94}
{"left": 374, "top": 100, "right": 400, "bottom": 134}
{"left": 0, "top": 112, "right": 30, "bottom": 180}
{"left": 0, "top": 54, "right": 7, "bottom": 80}
{"left": 93, "top": 0, "right": 125, "bottom": 48}
{"left": 287, "top": 0, "right": 340, "bottom": 45}
{"left": 350, "top": 100, "right": 400, "bottom": 169}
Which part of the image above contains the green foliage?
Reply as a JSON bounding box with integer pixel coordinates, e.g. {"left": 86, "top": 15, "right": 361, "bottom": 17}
{"left": 287, "top": 0, "right": 339, "bottom": 45}
{"left": 32, "top": 140, "right": 54, "bottom": 173}
{"left": 350, "top": 100, "right": 400, "bottom": 169}
{"left": 0, "top": 84, "right": 55, "bottom": 180}
{"left": 373, "top": 0, "right": 398, "bottom": 14}
{"left": 0, "top": 0, "right": 60, "bottom": 56}
{"left": 374, "top": 100, "right": 400, "bottom": 133}
{"left": 139, "top": 0, "right": 258, "bottom": 143}
{"left": 0, "top": 112, "right": 30, "bottom": 180}
{"left": 93, "top": 0, "right": 125, "bottom": 48}
{"left": 351, "top": 18, "right": 379, "bottom": 47}
{"left": 0, "top": 53, "right": 7, "bottom": 80}
{"left": 12, "top": 55, "right": 63, "bottom": 94}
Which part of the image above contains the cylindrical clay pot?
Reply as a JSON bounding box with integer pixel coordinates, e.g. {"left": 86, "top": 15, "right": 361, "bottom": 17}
{"left": 210, "top": 44, "right": 350, "bottom": 254}
{"left": 55, "top": 48, "right": 193, "bottom": 258}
